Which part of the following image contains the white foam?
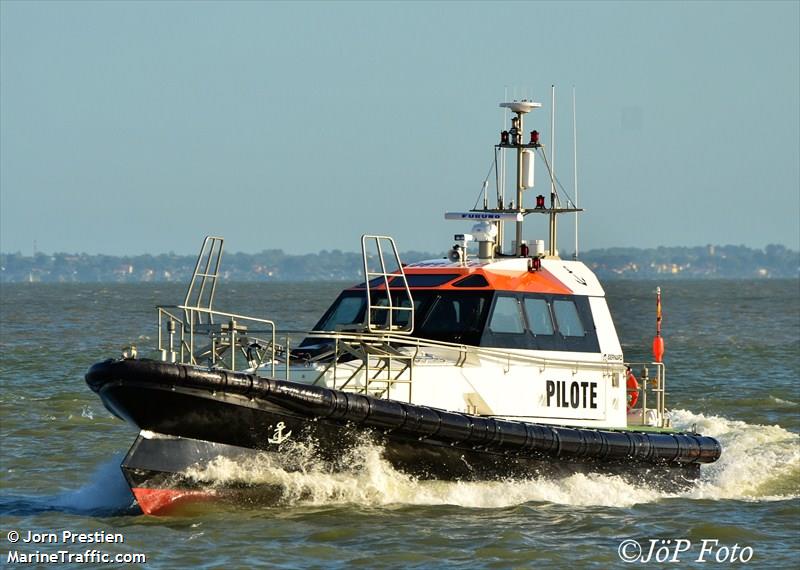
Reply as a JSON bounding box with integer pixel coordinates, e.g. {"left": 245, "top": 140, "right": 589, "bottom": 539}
{"left": 181, "top": 409, "right": 798, "bottom": 509}
{"left": 670, "top": 409, "right": 800, "bottom": 501}
{"left": 52, "top": 454, "right": 136, "bottom": 513}
{"left": 769, "top": 395, "right": 797, "bottom": 406}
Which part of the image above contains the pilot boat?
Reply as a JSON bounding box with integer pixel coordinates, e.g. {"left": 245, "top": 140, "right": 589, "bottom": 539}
{"left": 86, "top": 99, "right": 721, "bottom": 515}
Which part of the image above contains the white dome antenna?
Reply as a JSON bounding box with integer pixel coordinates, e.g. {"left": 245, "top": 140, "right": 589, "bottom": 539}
{"left": 499, "top": 101, "right": 542, "bottom": 114}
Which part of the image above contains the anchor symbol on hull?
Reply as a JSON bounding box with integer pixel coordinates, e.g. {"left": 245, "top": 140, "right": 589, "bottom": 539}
{"left": 268, "top": 421, "right": 292, "bottom": 444}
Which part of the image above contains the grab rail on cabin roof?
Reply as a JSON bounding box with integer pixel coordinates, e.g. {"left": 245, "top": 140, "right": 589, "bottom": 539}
{"left": 361, "top": 235, "right": 415, "bottom": 335}
{"left": 183, "top": 236, "right": 224, "bottom": 326}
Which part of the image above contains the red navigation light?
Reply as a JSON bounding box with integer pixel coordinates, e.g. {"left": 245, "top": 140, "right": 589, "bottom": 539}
{"left": 530, "top": 257, "right": 542, "bottom": 271}
{"left": 530, "top": 130, "right": 540, "bottom": 144}
{"left": 520, "top": 243, "right": 529, "bottom": 257}
{"left": 535, "top": 195, "right": 546, "bottom": 209}
{"left": 500, "top": 130, "right": 509, "bottom": 145}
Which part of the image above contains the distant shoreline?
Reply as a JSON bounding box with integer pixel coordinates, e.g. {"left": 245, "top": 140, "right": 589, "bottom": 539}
{"left": 1, "top": 244, "right": 797, "bottom": 283}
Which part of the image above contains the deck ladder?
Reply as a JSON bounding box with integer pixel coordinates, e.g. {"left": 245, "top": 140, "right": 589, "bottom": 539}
{"left": 361, "top": 235, "right": 414, "bottom": 334}
{"left": 183, "top": 236, "right": 224, "bottom": 325}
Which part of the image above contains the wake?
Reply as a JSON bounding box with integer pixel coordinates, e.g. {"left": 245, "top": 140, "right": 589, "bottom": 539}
{"left": 183, "top": 410, "right": 800, "bottom": 509}
{"left": 0, "top": 454, "right": 137, "bottom": 516}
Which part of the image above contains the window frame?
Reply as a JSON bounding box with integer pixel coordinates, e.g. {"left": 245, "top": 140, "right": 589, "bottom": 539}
{"left": 487, "top": 294, "right": 527, "bottom": 335}
{"left": 481, "top": 292, "right": 600, "bottom": 353}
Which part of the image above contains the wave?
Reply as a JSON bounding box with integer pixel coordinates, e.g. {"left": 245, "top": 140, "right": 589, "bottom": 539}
{"left": 182, "top": 410, "right": 799, "bottom": 510}
{"left": 769, "top": 395, "right": 797, "bottom": 406}
{"left": 670, "top": 409, "right": 800, "bottom": 501}
{"left": 8, "top": 409, "right": 791, "bottom": 517}
{"left": 0, "top": 455, "right": 138, "bottom": 517}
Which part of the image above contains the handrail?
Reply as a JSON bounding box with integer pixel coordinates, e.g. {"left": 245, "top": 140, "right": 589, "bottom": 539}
{"left": 183, "top": 236, "right": 224, "bottom": 326}
{"left": 157, "top": 297, "right": 628, "bottom": 381}
{"left": 303, "top": 329, "right": 627, "bottom": 372}
{"left": 361, "top": 235, "right": 414, "bottom": 334}
{"left": 157, "top": 304, "right": 277, "bottom": 376}
{"left": 624, "top": 361, "right": 668, "bottom": 428}
{"left": 156, "top": 303, "right": 662, "bottom": 419}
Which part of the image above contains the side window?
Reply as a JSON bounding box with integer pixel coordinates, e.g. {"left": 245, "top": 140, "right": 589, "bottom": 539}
{"left": 369, "top": 292, "right": 390, "bottom": 326}
{"left": 524, "top": 297, "right": 554, "bottom": 335}
{"left": 489, "top": 296, "right": 525, "bottom": 334}
{"left": 393, "top": 297, "right": 422, "bottom": 328}
{"left": 457, "top": 297, "right": 486, "bottom": 331}
{"left": 423, "top": 296, "right": 460, "bottom": 333}
{"left": 320, "top": 295, "right": 364, "bottom": 330}
{"left": 553, "top": 300, "right": 586, "bottom": 337}
{"left": 370, "top": 293, "right": 419, "bottom": 328}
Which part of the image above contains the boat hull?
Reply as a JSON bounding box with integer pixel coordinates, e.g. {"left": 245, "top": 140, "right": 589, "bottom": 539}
{"left": 87, "top": 359, "right": 721, "bottom": 514}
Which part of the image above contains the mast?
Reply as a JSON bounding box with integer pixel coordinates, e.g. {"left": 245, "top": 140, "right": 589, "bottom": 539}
{"left": 498, "top": 88, "right": 508, "bottom": 252}
{"left": 549, "top": 85, "right": 557, "bottom": 256}
{"left": 514, "top": 112, "right": 525, "bottom": 255}
{"left": 447, "top": 97, "right": 582, "bottom": 259}
{"left": 573, "top": 86, "right": 579, "bottom": 259}
{"left": 499, "top": 100, "right": 541, "bottom": 255}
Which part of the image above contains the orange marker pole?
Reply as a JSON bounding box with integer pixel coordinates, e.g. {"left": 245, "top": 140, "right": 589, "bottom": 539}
{"left": 652, "top": 286, "right": 665, "bottom": 362}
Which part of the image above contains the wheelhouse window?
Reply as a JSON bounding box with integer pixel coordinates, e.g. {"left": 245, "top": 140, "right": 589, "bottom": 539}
{"left": 307, "top": 289, "right": 491, "bottom": 346}
{"left": 316, "top": 294, "right": 365, "bottom": 331}
{"left": 481, "top": 293, "right": 599, "bottom": 353}
{"left": 488, "top": 296, "right": 525, "bottom": 334}
{"left": 369, "top": 293, "right": 418, "bottom": 329}
{"left": 307, "top": 288, "right": 597, "bottom": 354}
{"left": 552, "top": 300, "right": 586, "bottom": 337}
{"left": 355, "top": 273, "right": 459, "bottom": 288}
{"left": 523, "top": 297, "right": 554, "bottom": 335}
{"left": 452, "top": 274, "right": 489, "bottom": 288}
{"left": 418, "top": 294, "right": 489, "bottom": 344}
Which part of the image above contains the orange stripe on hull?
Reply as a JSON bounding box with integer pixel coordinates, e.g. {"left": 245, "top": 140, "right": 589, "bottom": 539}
{"left": 132, "top": 487, "right": 215, "bottom": 516}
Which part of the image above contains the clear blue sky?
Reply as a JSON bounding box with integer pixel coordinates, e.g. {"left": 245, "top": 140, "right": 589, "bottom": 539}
{"left": 2, "top": 0, "right": 798, "bottom": 256}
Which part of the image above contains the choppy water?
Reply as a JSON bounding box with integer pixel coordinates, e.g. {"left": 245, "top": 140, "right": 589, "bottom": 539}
{"left": 1, "top": 280, "right": 798, "bottom": 568}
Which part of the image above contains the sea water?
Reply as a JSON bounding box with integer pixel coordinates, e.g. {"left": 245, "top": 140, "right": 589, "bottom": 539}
{"left": 1, "top": 280, "right": 798, "bottom": 568}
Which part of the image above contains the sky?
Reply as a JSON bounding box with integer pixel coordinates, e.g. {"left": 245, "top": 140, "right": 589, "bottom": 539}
{"left": 1, "top": 0, "right": 798, "bottom": 256}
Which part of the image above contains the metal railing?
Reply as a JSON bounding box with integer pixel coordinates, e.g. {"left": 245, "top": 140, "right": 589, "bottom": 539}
{"left": 183, "top": 236, "right": 224, "bottom": 325}
{"left": 155, "top": 302, "right": 636, "bottom": 405}
{"left": 309, "top": 333, "right": 417, "bottom": 400}
{"left": 157, "top": 305, "right": 277, "bottom": 375}
{"left": 361, "top": 235, "right": 414, "bottom": 334}
{"left": 625, "top": 361, "right": 668, "bottom": 428}
{"left": 150, "top": 235, "right": 651, "bottom": 414}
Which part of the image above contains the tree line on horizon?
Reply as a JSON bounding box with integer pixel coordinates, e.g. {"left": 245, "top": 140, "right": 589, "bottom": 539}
{"left": 1, "top": 244, "right": 797, "bottom": 283}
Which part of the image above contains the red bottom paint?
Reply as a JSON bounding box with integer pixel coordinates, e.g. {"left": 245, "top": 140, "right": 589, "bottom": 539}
{"left": 132, "top": 487, "right": 215, "bottom": 515}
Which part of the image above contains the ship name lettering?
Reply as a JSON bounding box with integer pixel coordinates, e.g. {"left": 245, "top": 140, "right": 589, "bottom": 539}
{"left": 545, "top": 380, "right": 598, "bottom": 409}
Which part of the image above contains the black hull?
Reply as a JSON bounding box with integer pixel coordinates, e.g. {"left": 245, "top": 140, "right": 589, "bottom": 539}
{"left": 86, "top": 359, "right": 721, "bottom": 512}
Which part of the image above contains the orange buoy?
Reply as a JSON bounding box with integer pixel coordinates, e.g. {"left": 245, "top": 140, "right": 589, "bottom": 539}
{"left": 653, "top": 335, "right": 665, "bottom": 363}
{"left": 626, "top": 368, "right": 639, "bottom": 410}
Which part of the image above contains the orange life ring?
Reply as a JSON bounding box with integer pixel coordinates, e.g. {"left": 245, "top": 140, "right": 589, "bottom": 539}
{"left": 626, "top": 368, "right": 640, "bottom": 410}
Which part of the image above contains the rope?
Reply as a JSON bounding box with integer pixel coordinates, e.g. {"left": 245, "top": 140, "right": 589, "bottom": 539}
{"left": 536, "top": 147, "right": 577, "bottom": 207}
{"left": 472, "top": 152, "right": 498, "bottom": 210}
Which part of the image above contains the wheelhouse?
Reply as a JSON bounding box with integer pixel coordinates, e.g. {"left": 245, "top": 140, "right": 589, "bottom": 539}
{"left": 303, "top": 267, "right": 600, "bottom": 353}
